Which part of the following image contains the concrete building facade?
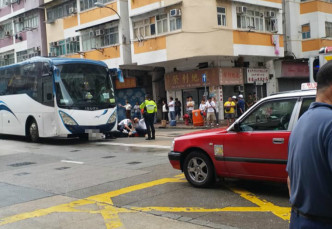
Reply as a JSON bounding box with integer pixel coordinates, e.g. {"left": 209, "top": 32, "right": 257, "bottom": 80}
{"left": 0, "top": 0, "right": 47, "bottom": 66}
{"left": 128, "top": 0, "right": 284, "bottom": 119}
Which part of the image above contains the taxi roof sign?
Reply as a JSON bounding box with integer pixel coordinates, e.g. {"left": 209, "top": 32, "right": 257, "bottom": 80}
{"left": 301, "top": 82, "right": 317, "bottom": 90}
{"left": 319, "top": 47, "right": 332, "bottom": 54}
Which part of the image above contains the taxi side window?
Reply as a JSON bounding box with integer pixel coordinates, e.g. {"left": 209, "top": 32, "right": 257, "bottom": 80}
{"left": 240, "top": 99, "right": 297, "bottom": 131}
{"left": 299, "top": 97, "right": 315, "bottom": 118}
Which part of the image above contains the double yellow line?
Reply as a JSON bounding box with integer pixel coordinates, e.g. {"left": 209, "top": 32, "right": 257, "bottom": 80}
{"left": 0, "top": 174, "right": 290, "bottom": 228}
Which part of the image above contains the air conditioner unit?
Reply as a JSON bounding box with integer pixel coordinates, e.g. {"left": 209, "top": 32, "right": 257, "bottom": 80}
{"left": 265, "top": 11, "right": 275, "bottom": 18}
{"left": 3, "top": 55, "right": 9, "bottom": 59}
{"left": 170, "top": 9, "right": 181, "bottom": 17}
{"left": 54, "top": 41, "right": 59, "bottom": 46}
{"left": 236, "top": 6, "right": 247, "bottom": 14}
{"left": 5, "top": 31, "right": 11, "bottom": 36}
{"left": 69, "top": 7, "right": 77, "bottom": 14}
{"left": 18, "top": 17, "right": 24, "bottom": 23}
{"left": 89, "top": 31, "right": 95, "bottom": 37}
{"left": 95, "top": 29, "right": 104, "bottom": 36}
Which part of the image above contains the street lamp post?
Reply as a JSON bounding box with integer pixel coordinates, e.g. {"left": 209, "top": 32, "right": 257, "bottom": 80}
{"left": 94, "top": 2, "right": 121, "bottom": 19}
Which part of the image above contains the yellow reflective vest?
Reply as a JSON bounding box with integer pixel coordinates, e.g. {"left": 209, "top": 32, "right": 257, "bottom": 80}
{"left": 140, "top": 99, "right": 157, "bottom": 113}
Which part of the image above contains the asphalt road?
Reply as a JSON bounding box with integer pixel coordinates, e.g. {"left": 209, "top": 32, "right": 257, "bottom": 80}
{"left": 0, "top": 129, "right": 290, "bottom": 229}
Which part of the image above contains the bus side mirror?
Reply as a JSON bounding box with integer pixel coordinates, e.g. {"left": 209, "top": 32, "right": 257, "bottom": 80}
{"left": 233, "top": 122, "right": 241, "bottom": 132}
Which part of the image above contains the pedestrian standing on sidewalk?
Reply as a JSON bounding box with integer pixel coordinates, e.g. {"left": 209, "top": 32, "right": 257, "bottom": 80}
{"left": 212, "top": 97, "right": 219, "bottom": 126}
{"left": 186, "top": 96, "right": 195, "bottom": 123}
{"left": 287, "top": 61, "right": 332, "bottom": 229}
{"left": 237, "top": 94, "right": 245, "bottom": 117}
{"left": 119, "top": 100, "right": 132, "bottom": 119}
{"left": 133, "top": 102, "right": 141, "bottom": 119}
{"left": 224, "top": 96, "right": 236, "bottom": 126}
{"left": 162, "top": 100, "right": 169, "bottom": 122}
{"left": 140, "top": 94, "right": 157, "bottom": 140}
{"left": 175, "top": 98, "right": 181, "bottom": 120}
{"left": 199, "top": 99, "right": 206, "bottom": 125}
{"left": 205, "top": 97, "right": 216, "bottom": 127}
{"left": 168, "top": 97, "right": 175, "bottom": 121}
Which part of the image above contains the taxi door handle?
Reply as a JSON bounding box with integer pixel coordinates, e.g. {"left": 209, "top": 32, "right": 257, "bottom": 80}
{"left": 273, "top": 138, "right": 284, "bottom": 144}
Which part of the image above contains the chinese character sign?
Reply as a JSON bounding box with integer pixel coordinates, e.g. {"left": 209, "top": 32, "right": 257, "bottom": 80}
{"left": 247, "top": 68, "right": 269, "bottom": 84}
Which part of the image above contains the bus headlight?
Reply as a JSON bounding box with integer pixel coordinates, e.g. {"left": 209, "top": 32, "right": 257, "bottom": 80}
{"left": 59, "top": 111, "right": 78, "bottom": 126}
{"left": 107, "top": 110, "right": 117, "bottom": 124}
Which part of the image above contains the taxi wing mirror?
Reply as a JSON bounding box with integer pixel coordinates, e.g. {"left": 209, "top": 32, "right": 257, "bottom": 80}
{"left": 233, "top": 122, "right": 241, "bottom": 132}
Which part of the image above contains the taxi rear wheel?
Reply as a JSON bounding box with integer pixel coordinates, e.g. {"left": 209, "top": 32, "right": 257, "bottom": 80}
{"left": 183, "top": 151, "right": 215, "bottom": 188}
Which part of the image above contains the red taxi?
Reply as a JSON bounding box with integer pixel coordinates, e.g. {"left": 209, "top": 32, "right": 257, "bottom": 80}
{"left": 168, "top": 89, "right": 316, "bottom": 187}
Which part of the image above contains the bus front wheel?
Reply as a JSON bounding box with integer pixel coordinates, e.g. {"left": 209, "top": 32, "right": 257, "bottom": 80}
{"left": 28, "top": 120, "right": 39, "bottom": 143}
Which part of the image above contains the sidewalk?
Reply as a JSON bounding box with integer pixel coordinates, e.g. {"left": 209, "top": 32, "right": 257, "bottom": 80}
{"left": 154, "top": 120, "right": 229, "bottom": 129}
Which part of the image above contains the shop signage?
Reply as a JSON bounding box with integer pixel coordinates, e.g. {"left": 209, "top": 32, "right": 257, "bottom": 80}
{"left": 115, "top": 78, "right": 136, "bottom": 89}
{"left": 281, "top": 62, "right": 309, "bottom": 78}
{"left": 165, "top": 68, "right": 219, "bottom": 90}
{"left": 220, "top": 68, "right": 243, "bottom": 85}
{"left": 247, "top": 68, "right": 269, "bottom": 83}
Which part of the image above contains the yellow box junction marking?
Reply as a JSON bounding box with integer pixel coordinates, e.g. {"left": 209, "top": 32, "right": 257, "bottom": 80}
{"left": 0, "top": 174, "right": 291, "bottom": 228}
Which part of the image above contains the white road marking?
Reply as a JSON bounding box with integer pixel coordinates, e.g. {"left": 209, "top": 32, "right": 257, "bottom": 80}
{"left": 61, "top": 160, "right": 84, "bottom": 164}
{"left": 98, "top": 142, "right": 171, "bottom": 149}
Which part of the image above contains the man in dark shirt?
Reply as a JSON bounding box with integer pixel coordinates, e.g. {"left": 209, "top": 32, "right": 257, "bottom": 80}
{"left": 237, "top": 94, "right": 245, "bottom": 117}
{"left": 287, "top": 61, "right": 332, "bottom": 228}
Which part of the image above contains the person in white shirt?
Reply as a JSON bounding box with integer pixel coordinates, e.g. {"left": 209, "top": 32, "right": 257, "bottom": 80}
{"left": 199, "top": 99, "right": 207, "bottom": 125}
{"left": 133, "top": 118, "right": 147, "bottom": 137}
{"left": 162, "top": 100, "right": 169, "bottom": 122}
{"left": 119, "top": 100, "right": 132, "bottom": 119}
{"left": 205, "top": 97, "right": 216, "bottom": 127}
{"left": 117, "top": 119, "right": 134, "bottom": 136}
{"left": 186, "top": 96, "right": 195, "bottom": 123}
{"left": 168, "top": 97, "right": 175, "bottom": 121}
{"left": 133, "top": 102, "right": 141, "bottom": 119}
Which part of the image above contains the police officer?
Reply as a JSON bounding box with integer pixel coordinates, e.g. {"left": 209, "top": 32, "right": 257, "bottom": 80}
{"left": 140, "top": 94, "right": 157, "bottom": 140}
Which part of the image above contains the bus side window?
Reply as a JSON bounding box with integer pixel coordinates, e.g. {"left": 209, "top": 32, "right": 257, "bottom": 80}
{"left": 42, "top": 75, "right": 54, "bottom": 107}
{"left": 0, "top": 69, "right": 7, "bottom": 95}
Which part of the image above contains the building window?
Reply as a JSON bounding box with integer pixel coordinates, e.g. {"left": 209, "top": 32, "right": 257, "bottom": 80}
{"left": 47, "top": 1, "right": 77, "bottom": 22}
{"left": 217, "top": 7, "right": 226, "bottom": 26}
{"left": 17, "top": 48, "right": 41, "bottom": 63}
{"left": 326, "top": 22, "right": 332, "bottom": 37}
{"left": 302, "top": 24, "right": 310, "bottom": 39}
{"left": 49, "top": 36, "right": 80, "bottom": 56}
{"left": 156, "top": 14, "right": 168, "bottom": 34}
{"left": 133, "top": 19, "right": 151, "bottom": 39}
{"left": 80, "top": 0, "right": 112, "bottom": 11}
{"left": 0, "top": 52, "right": 15, "bottom": 67}
{"left": 0, "top": 0, "right": 7, "bottom": 8}
{"left": 13, "top": 13, "right": 39, "bottom": 33}
{"left": 82, "top": 25, "right": 118, "bottom": 51}
{"left": 132, "top": 13, "right": 182, "bottom": 40}
{"left": 103, "top": 27, "right": 119, "bottom": 46}
{"left": 170, "top": 16, "right": 182, "bottom": 31}
{"left": 237, "top": 10, "right": 264, "bottom": 31}
{"left": 0, "top": 23, "right": 13, "bottom": 39}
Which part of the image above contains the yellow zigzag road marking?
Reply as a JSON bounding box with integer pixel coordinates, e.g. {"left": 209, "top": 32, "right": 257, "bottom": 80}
{"left": 0, "top": 174, "right": 291, "bottom": 229}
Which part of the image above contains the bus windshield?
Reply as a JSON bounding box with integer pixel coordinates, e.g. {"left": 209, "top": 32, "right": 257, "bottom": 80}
{"left": 55, "top": 63, "right": 115, "bottom": 110}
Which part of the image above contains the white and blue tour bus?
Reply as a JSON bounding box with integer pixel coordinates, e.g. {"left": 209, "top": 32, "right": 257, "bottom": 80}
{"left": 0, "top": 57, "right": 117, "bottom": 142}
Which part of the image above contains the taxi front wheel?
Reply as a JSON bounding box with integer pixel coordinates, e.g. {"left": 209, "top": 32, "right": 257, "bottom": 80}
{"left": 183, "top": 151, "right": 215, "bottom": 188}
